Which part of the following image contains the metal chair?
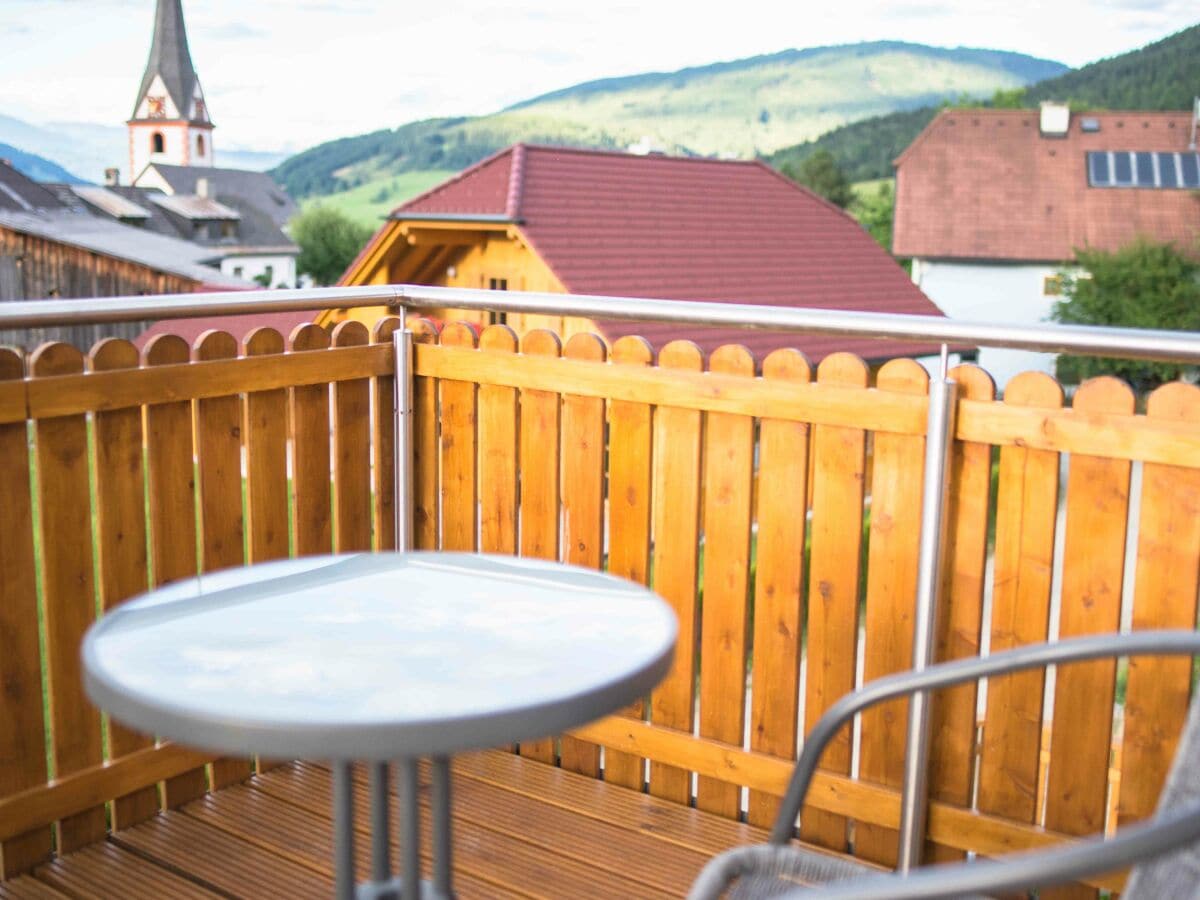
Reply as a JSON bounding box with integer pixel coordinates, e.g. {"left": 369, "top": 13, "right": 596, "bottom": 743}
{"left": 689, "top": 630, "right": 1200, "bottom": 899}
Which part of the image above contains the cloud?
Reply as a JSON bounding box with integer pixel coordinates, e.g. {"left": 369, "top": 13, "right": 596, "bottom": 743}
{"left": 200, "top": 23, "right": 268, "bottom": 40}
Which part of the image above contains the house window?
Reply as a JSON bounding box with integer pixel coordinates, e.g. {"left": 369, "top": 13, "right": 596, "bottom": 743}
{"left": 488, "top": 277, "right": 508, "bottom": 325}
{"left": 233, "top": 266, "right": 244, "bottom": 277}
{"left": 220, "top": 220, "right": 236, "bottom": 239}
{"left": 1043, "top": 275, "right": 1064, "bottom": 296}
{"left": 151, "top": 132, "right": 165, "bottom": 154}
{"left": 264, "top": 265, "right": 274, "bottom": 283}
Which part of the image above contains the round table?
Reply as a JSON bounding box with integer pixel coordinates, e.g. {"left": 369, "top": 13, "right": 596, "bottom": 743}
{"left": 82, "top": 552, "right": 677, "bottom": 900}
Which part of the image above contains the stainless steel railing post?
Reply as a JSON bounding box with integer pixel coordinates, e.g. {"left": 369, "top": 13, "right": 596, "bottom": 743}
{"left": 896, "top": 345, "right": 958, "bottom": 872}
{"left": 393, "top": 307, "right": 414, "bottom": 553}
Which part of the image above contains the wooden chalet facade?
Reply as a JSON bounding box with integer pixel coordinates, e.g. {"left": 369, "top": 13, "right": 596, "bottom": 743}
{"left": 332, "top": 144, "right": 950, "bottom": 363}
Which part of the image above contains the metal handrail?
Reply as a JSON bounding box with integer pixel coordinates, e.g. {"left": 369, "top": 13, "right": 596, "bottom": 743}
{"left": 2, "top": 283, "right": 1199, "bottom": 364}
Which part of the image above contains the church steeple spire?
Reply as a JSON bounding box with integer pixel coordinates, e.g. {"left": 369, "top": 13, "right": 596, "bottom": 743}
{"left": 128, "top": 0, "right": 214, "bottom": 182}
{"left": 133, "top": 0, "right": 202, "bottom": 122}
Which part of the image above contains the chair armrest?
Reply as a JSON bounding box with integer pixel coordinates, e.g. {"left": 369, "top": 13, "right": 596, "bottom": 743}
{"left": 769, "top": 629, "right": 1200, "bottom": 844}
{"left": 786, "top": 799, "right": 1200, "bottom": 899}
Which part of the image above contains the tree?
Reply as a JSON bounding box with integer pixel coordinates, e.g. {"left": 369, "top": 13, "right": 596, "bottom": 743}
{"left": 782, "top": 150, "right": 854, "bottom": 208}
{"left": 851, "top": 181, "right": 895, "bottom": 251}
{"left": 1050, "top": 238, "right": 1200, "bottom": 390}
{"left": 291, "top": 205, "right": 375, "bottom": 286}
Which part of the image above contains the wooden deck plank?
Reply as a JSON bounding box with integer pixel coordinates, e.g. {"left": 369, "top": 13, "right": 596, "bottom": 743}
{"left": 186, "top": 784, "right": 522, "bottom": 900}
{"left": 1, "top": 755, "right": 833, "bottom": 899}
{"left": 451, "top": 750, "right": 766, "bottom": 856}
{"left": 257, "top": 762, "right": 677, "bottom": 899}
{"left": 33, "top": 841, "right": 219, "bottom": 899}
{"left": 111, "top": 811, "right": 330, "bottom": 898}
{"left": 0, "top": 876, "right": 69, "bottom": 899}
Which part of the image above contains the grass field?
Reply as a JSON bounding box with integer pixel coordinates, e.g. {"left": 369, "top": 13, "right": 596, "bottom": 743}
{"left": 850, "top": 176, "right": 894, "bottom": 202}
{"left": 301, "top": 170, "right": 455, "bottom": 228}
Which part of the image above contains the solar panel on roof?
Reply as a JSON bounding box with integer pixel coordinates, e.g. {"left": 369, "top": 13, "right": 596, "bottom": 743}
{"left": 1182, "top": 154, "right": 1200, "bottom": 188}
{"left": 1087, "top": 151, "right": 1200, "bottom": 189}
{"left": 1088, "top": 152, "right": 1110, "bottom": 186}
{"left": 1158, "top": 152, "right": 1179, "bottom": 187}
{"left": 1135, "top": 152, "right": 1155, "bottom": 185}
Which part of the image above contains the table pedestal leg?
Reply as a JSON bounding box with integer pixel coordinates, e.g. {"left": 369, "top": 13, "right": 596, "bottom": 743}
{"left": 369, "top": 762, "right": 391, "bottom": 883}
{"left": 398, "top": 758, "right": 421, "bottom": 899}
{"left": 431, "top": 756, "right": 453, "bottom": 899}
{"left": 333, "top": 761, "right": 356, "bottom": 900}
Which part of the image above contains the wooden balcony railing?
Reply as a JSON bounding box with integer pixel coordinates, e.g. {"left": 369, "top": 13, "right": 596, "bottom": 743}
{"left": 1, "top": 290, "right": 1198, "bottom": 896}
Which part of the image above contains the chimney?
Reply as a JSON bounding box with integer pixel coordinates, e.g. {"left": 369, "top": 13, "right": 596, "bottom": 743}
{"left": 196, "top": 177, "right": 210, "bottom": 198}
{"left": 104, "top": 167, "right": 120, "bottom": 187}
{"left": 1039, "top": 101, "right": 1070, "bottom": 137}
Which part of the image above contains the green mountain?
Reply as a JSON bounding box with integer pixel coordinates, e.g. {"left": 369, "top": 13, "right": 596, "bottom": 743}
{"left": 274, "top": 41, "right": 1065, "bottom": 222}
{"left": 768, "top": 24, "right": 1200, "bottom": 182}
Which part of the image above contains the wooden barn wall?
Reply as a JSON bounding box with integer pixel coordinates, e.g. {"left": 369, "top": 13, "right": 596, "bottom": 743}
{"left": 0, "top": 226, "right": 195, "bottom": 350}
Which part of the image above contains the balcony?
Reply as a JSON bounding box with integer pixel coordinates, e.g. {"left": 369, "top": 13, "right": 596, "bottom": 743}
{"left": 1, "top": 285, "right": 1198, "bottom": 897}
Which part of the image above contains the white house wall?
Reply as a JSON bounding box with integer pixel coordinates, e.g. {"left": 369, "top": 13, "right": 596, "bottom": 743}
{"left": 221, "top": 254, "right": 298, "bottom": 289}
{"left": 912, "top": 258, "right": 1063, "bottom": 391}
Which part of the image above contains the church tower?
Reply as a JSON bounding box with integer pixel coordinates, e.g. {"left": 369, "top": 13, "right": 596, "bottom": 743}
{"left": 128, "top": 0, "right": 213, "bottom": 183}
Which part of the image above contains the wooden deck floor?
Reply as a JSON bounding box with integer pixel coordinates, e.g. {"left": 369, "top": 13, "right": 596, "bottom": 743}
{"left": 0, "top": 750, "right": 772, "bottom": 899}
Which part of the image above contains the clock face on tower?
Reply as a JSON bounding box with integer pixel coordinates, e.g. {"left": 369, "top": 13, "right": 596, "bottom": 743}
{"left": 147, "top": 96, "right": 166, "bottom": 118}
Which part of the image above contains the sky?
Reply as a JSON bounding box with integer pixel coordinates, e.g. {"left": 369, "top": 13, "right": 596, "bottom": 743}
{"left": 0, "top": 0, "right": 1193, "bottom": 153}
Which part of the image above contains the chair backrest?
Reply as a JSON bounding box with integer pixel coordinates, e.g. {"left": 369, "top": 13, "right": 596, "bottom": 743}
{"left": 1125, "top": 688, "right": 1200, "bottom": 897}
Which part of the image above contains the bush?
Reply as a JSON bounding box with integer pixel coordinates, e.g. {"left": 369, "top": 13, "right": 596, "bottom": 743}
{"left": 292, "top": 206, "right": 376, "bottom": 286}
{"left": 1051, "top": 238, "right": 1200, "bottom": 390}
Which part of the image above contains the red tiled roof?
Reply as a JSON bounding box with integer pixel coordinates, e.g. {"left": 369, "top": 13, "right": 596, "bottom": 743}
{"left": 893, "top": 109, "right": 1199, "bottom": 263}
{"left": 398, "top": 144, "right": 948, "bottom": 362}
{"left": 135, "top": 309, "right": 317, "bottom": 350}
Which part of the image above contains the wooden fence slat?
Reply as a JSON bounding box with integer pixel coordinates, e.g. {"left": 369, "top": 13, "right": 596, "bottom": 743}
{"left": 1043, "top": 377, "right": 1134, "bottom": 900}
{"left": 518, "top": 329, "right": 562, "bottom": 766}
{"left": 331, "top": 322, "right": 373, "bottom": 553}
{"left": 410, "top": 320, "right": 440, "bottom": 551}
{"left": 801, "top": 352, "right": 868, "bottom": 853}
{"left": 0, "top": 346, "right": 52, "bottom": 877}
{"left": 31, "top": 342, "right": 106, "bottom": 853}
{"left": 856, "top": 359, "right": 929, "bottom": 866}
{"left": 288, "top": 324, "right": 332, "bottom": 557}
{"left": 603, "top": 336, "right": 655, "bottom": 791}
{"left": 747, "top": 348, "right": 811, "bottom": 828}
{"left": 978, "top": 372, "right": 1063, "bottom": 828}
{"left": 559, "top": 333, "right": 608, "bottom": 777}
{"left": 439, "top": 323, "right": 478, "bottom": 553}
{"left": 696, "top": 344, "right": 756, "bottom": 818}
{"left": 372, "top": 318, "right": 400, "bottom": 551}
{"left": 1119, "top": 383, "right": 1200, "bottom": 828}
{"left": 243, "top": 329, "right": 289, "bottom": 565}
{"left": 926, "top": 364, "right": 995, "bottom": 862}
{"left": 142, "top": 335, "right": 208, "bottom": 807}
{"left": 89, "top": 339, "right": 157, "bottom": 830}
{"left": 193, "top": 330, "right": 252, "bottom": 791}
{"left": 477, "top": 325, "right": 518, "bottom": 557}
{"left": 648, "top": 340, "right": 705, "bottom": 805}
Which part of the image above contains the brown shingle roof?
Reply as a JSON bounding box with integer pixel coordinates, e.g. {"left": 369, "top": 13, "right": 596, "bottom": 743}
{"left": 893, "top": 108, "right": 1199, "bottom": 263}
{"left": 394, "top": 144, "right": 948, "bottom": 362}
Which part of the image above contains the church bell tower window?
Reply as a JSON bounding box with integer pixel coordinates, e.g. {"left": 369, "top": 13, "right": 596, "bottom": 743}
{"left": 152, "top": 132, "right": 165, "bottom": 154}
{"left": 197, "top": 134, "right": 205, "bottom": 156}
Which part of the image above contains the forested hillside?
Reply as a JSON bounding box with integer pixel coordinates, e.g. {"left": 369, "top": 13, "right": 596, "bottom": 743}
{"left": 767, "top": 24, "right": 1199, "bottom": 182}
{"left": 272, "top": 40, "right": 1063, "bottom": 222}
